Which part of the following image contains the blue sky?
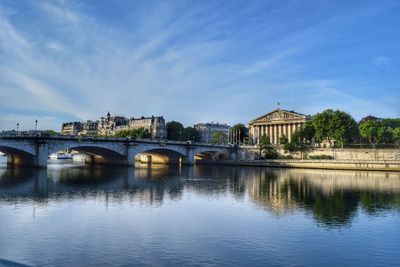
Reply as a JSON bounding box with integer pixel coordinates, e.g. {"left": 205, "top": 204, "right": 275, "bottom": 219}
{"left": 0, "top": 0, "right": 399, "bottom": 131}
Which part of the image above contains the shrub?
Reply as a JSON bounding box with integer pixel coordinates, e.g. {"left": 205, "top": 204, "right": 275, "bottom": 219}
{"left": 279, "top": 155, "right": 294, "bottom": 159}
{"left": 308, "top": 155, "right": 334, "bottom": 160}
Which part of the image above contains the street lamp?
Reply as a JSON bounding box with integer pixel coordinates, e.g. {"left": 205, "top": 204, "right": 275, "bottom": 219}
{"left": 35, "top": 120, "right": 38, "bottom": 131}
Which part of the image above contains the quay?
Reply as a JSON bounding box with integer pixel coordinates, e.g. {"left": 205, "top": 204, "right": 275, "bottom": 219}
{"left": 198, "top": 159, "right": 400, "bottom": 172}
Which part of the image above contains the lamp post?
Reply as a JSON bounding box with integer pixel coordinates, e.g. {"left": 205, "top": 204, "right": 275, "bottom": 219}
{"left": 35, "top": 120, "right": 38, "bottom": 131}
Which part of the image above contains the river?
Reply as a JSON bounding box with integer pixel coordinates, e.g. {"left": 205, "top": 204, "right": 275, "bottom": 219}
{"left": 0, "top": 158, "right": 399, "bottom": 266}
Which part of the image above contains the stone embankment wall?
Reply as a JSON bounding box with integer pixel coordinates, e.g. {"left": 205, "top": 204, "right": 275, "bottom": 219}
{"left": 239, "top": 147, "right": 400, "bottom": 161}
{"left": 199, "top": 159, "right": 400, "bottom": 172}
{"left": 222, "top": 147, "right": 400, "bottom": 171}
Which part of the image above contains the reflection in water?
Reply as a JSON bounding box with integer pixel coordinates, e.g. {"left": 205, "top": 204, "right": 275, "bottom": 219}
{"left": 1, "top": 163, "right": 399, "bottom": 227}
{"left": 1, "top": 162, "right": 400, "bottom": 267}
{"left": 249, "top": 168, "right": 400, "bottom": 226}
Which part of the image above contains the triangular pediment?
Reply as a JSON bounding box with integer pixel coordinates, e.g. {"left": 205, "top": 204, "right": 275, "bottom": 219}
{"left": 250, "top": 109, "right": 307, "bottom": 123}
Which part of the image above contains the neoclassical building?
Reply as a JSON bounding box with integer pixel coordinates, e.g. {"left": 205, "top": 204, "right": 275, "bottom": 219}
{"left": 249, "top": 109, "right": 310, "bottom": 145}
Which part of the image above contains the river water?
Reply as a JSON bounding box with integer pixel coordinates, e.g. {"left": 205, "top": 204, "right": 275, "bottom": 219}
{"left": 0, "top": 158, "right": 399, "bottom": 266}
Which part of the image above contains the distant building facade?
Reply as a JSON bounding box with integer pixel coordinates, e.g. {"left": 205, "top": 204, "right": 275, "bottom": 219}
{"left": 80, "top": 120, "right": 99, "bottom": 136}
{"left": 115, "top": 116, "right": 167, "bottom": 139}
{"left": 194, "top": 122, "right": 230, "bottom": 144}
{"left": 61, "top": 112, "right": 166, "bottom": 139}
{"left": 61, "top": 122, "right": 83, "bottom": 135}
{"left": 98, "top": 112, "right": 127, "bottom": 136}
{"left": 248, "top": 109, "right": 311, "bottom": 145}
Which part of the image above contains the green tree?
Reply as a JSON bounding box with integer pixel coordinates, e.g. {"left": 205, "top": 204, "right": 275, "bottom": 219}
{"left": 166, "top": 121, "right": 184, "bottom": 141}
{"left": 330, "top": 110, "right": 358, "bottom": 147}
{"left": 381, "top": 118, "right": 400, "bottom": 128}
{"left": 312, "top": 109, "right": 334, "bottom": 143}
{"left": 231, "top": 123, "right": 248, "bottom": 143}
{"left": 259, "top": 135, "right": 278, "bottom": 159}
{"left": 183, "top": 127, "right": 200, "bottom": 142}
{"left": 211, "top": 131, "right": 228, "bottom": 145}
{"left": 135, "top": 128, "right": 151, "bottom": 139}
{"left": 284, "top": 131, "right": 308, "bottom": 158}
{"left": 312, "top": 109, "right": 357, "bottom": 147}
{"left": 302, "top": 121, "right": 316, "bottom": 141}
{"left": 279, "top": 134, "right": 288, "bottom": 145}
{"left": 359, "top": 119, "right": 386, "bottom": 148}
{"left": 45, "top": 130, "right": 58, "bottom": 136}
{"left": 392, "top": 128, "right": 400, "bottom": 145}
{"left": 284, "top": 125, "right": 315, "bottom": 158}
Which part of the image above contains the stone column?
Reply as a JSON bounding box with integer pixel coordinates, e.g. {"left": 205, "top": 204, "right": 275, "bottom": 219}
{"left": 274, "top": 124, "right": 278, "bottom": 144}
{"left": 278, "top": 124, "right": 282, "bottom": 144}
{"left": 288, "top": 123, "right": 292, "bottom": 142}
{"left": 252, "top": 126, "right": 254, "bottom": 144}
{"left": 270, "top": 125, "right": 274, "bottom": 144}
{"left": 268, "top": 125, "right": 272, "bottom": 143}
{"left": 285, "top": 123, "right": 288, "bottom": 138}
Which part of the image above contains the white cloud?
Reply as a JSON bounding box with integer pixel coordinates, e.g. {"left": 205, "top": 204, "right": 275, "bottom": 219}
{"left": 0, "top": 1, "right": 398, "bottom": 131}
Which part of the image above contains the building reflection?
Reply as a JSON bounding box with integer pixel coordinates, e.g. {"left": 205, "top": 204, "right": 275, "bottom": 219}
{"left": 0, "top": 163, "right": 399, "bottom": 227}
{"left": 247, "top": 168, "right": 400, "bottom": 226}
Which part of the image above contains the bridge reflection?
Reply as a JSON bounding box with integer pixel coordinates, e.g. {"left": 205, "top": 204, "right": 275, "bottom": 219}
{"left": 0, "top": 164, "right": 399, "bottom": 227}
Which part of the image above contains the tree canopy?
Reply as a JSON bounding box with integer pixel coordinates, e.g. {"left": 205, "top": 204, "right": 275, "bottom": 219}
{"left": 211, "top": 131, "right": 228, "bottom": 145}
{"left": 259, "top": 135, "right": 278, "bottom": 159}
{"left": 183, "top": 127, "right": 200, "bottom": 142}
{"left": 284, "top": 123, "right": 316, "bottom": 158}
{"left": 359, "top": 119, "right": 394, "bottom": 148}
{"left": 312, "top": 109, "right": 357, "bottom": 147}
{"left": 166, "top": 121, "right": 184, "bottom": 141}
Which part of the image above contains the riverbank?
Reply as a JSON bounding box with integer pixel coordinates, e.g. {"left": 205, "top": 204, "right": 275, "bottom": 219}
{"left": 198, "top": 159, "right": 400, "bottom": 172}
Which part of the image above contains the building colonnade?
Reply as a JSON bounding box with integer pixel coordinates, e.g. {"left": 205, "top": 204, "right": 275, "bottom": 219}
{"left": 251, "top": 122, "right": 304, "bottom": 144}
{"left": 248, "top": 109, "right": 310, "bottom": 146}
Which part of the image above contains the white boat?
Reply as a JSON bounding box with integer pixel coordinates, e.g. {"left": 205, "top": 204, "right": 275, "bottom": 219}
{"left": 72, "top": 154, "right": 87, "bottom": 162}
{"left": 49, "top": 153, "right": 73, "bottom": 160}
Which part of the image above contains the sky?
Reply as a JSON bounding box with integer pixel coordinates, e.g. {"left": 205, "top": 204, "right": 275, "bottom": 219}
{"left": 0, "top": 0, "right": 399, "bottom": 131}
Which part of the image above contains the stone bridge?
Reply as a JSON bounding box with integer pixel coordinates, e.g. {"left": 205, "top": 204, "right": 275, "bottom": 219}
{"left": 0, "top": 136, "right": 235, "bottom": 168}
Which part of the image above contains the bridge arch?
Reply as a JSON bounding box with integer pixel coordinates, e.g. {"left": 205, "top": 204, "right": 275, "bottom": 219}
{"left": 48, "top": 144, "right": 127, "bottom": 165}
{"left": 0, "top": 145, "right": 37, "bottom": 166}
{"left": 135, "top": 147, "right": 187, "bottom": 164}
{"left": 194, "top": 150, "right": 229, "bottom": 161}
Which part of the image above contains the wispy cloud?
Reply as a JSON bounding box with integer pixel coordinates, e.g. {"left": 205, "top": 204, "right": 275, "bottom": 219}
{"left": 0, "top": 0, "right": 399, "bottom": 131}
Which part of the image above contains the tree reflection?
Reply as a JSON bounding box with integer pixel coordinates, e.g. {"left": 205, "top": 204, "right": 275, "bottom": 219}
{"left": 0, "top": 164, "right": 399, "bottom": 228}
{"left": 247, "top": 168, "right": 400, "bottom": 227}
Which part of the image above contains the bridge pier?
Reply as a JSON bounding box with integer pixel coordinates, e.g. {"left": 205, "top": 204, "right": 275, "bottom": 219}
{"left": 229, "top": 149, "right": 238, "bottom": 161}
{"left": 36, "top": 142, "right": 49, "bottom": 168}
{"left": 183, "top": 149, "right": 195, "bottom": 165}
{"left": 5, "top": 142, "right": 48, "bottom": 168}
